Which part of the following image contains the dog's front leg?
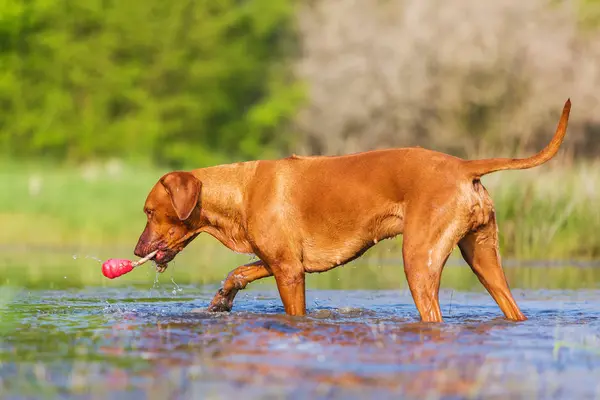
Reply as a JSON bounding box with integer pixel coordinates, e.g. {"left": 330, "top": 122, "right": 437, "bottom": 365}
{"left": 271, "top": 263, "right": 306, "bottom": 316}
{"left": 208, "top": 260, "right": 272, "bottom": 312}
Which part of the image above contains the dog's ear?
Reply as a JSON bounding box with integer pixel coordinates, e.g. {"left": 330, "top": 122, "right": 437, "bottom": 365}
{"left": 159, "top": 171, "right": 201, "bottom": 221}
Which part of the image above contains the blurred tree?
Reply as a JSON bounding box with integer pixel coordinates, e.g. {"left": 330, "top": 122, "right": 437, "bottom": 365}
{"left": 295, "top": 0, "right": 600, "bottom": 159}
{"left": 0, "top": 0, "right": 304, "bottom": 167}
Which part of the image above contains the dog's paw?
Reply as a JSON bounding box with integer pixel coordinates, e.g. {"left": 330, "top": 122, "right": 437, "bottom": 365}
{"left": 207, "top": 301, "right": 232, "bottom": 313}
{"left": 207, "top": 289, "right": 233, "bottom": 312}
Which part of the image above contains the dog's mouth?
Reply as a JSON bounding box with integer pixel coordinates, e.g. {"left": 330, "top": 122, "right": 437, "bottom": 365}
{"left": 140, "top": 235, "right": 197, "bottom": 272}
{"left": 153, "top": 248, "right": 177, "bottom": 265}
{"left": 156, "top": 235, "right": 197, "bottom": 263}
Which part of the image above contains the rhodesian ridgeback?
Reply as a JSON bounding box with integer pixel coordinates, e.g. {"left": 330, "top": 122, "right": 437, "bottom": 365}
{"left": 134, "top": 100, "right": 571, "bottom": 322}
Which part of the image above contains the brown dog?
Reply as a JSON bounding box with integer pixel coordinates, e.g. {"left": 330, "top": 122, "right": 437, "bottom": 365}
{"left": 134, "top": 100, "right": 571, "bottom": 322}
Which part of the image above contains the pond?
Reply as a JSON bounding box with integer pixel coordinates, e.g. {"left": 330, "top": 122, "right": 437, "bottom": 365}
{"left": 1, "top": 273, "right": 600, "bottom": 399}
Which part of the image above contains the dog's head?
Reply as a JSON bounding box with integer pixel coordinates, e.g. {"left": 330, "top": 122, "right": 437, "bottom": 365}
{"left": 134, "top": 171, "right": 202, "bottom": 266}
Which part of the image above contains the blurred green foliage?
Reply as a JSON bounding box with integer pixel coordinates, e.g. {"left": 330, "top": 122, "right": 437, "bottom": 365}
{"left": 0, "top": 0, "right": 304, "bottom": 167}
{"left": 579, "top": 0, "right": 600, "bottom": 28}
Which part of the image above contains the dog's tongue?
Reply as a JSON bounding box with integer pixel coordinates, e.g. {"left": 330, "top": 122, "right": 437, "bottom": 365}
{"left": 102, "top": 258, "right": 134, "bottom": 279}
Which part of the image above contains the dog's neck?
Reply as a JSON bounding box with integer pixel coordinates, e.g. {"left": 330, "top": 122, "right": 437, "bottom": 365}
{"left": 191, "top": 162, "right": 257, "bottom": 254}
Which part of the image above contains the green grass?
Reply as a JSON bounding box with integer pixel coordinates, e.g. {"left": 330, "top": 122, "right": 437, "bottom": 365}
{"left": 483, "top": 161, "right": 600, "bottom": 259}
{"left": 0, "top": 158, "right": 599, "bottom": 288}
{"left": 0, "top": 159, "right": 171, "bottom": 247}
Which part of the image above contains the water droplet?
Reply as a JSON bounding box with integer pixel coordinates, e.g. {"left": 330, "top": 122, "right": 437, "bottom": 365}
{"left": 170, "top": 277, "right": 182, "bottom": 295}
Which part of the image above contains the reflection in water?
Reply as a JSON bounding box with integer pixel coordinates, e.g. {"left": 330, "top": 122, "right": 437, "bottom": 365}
{"left": 0, "top": 287, "right": 599, "bottom": 399}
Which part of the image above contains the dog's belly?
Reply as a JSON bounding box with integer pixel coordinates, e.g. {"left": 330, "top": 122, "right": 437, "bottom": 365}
{"left": 301, "top": 213, "right": 404, "bottom": 273}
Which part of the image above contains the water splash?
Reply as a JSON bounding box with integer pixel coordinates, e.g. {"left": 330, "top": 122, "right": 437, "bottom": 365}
{"left": 72, "top": 255, "right": 102, "bottom": 263}
{"left": 152, "top": 269, "right": 160, "bottom": 289}
{"left": 103, "top": 300, "right": 124, "bottom": 314}
{"left": 170, "top": 277, "right": 182, "bottom": 295}
{"left": 148, "top": 261, "right": 183, "bottom": 296}
{"left": 169, "top": 262, "right": 183, "bottom": 296}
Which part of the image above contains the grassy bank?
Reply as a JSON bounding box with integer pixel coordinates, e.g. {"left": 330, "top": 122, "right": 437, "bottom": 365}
{"left": 1, "top": 159, "right": 599, "bottom": 288}
{"left": 3, "top": 248, "right": 600, "bottom": 291}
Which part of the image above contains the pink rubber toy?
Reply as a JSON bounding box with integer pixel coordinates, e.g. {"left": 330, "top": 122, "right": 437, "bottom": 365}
{"left": 102, "top": 258, "right": 134, "bottom": 279}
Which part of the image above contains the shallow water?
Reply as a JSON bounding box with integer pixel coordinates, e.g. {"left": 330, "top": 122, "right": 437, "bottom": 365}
{"left": 1, "top": 284, "right": 600, "bottom": 399}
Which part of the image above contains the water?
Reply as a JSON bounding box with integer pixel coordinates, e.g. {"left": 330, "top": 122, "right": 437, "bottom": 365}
{"left": 1, "top": 284, "right": 599, "bottom": 399}
{"left": 72, "top": 255, "right": 103, "bottom": 263}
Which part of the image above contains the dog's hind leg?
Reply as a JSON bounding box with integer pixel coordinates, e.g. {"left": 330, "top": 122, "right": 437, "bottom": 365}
{"left": 207, "top": 260, "right": 272, "bottom": 312}
{"left": 402, "top": 204, "right": 467, "bottom": 323}
{"left": 458, "top": 214, "right": 527, "bottom": 321}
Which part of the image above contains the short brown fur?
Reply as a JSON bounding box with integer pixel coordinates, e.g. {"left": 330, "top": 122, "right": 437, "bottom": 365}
{"left": 134, "top": 100, "right": 571, "bottom": 322}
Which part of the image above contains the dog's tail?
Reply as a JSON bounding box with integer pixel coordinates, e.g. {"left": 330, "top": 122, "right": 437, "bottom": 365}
{"left": 462, "top": 99, "right": 571, "bottom": 179}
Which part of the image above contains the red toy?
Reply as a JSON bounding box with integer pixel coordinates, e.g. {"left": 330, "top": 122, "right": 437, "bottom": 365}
{"left": 102, "top": 259, "right": 134, "bottom": 279}
{"left": 101, "top": 250, "right": 158, "bottom": 279}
